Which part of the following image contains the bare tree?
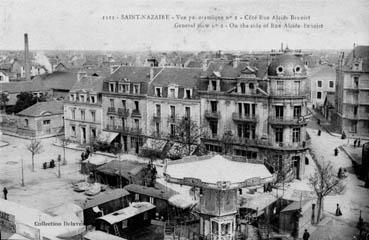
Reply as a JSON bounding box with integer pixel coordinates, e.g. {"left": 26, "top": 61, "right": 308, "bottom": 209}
{"left": 171, "top": 116, "right": 203, "bottom": 156}
{"left": 58, "top": 136, "right": 70, "bottom": 165}
{"left": 26, "top": 139, "right": 43, "bottom": 172}
{"left": 309, "top": 160, "right": 345, "bottom": 223}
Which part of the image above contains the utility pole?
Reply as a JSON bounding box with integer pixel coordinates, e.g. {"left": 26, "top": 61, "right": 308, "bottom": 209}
{"left": 58, "top": 154, "right": 61, "bottom": 178}
{"left": 21, "top": 158, "right": 25, "bottom": 187}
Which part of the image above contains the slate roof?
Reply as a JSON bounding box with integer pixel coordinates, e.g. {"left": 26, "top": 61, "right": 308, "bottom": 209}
{"left": 124, "top": 183, "right": 178, "bottom": 201}
{"left": 104, "top": 66, "right": 163, "bottom": 83}
{"left": 17, "top": 100, "right": 64, "bottom": 117}
{"left": 0, "top": 79, "right": 46, "bottom": 93}
{"left": 75, "top": 188, "right": 130, "bottom": 210}
{"left": 151, "top": 67, "right": 202, "bottom": 88}
{"left": 96, "top": 160, "right": 146, "bottom": 179}
{"left": 70, "top": 76, "right": 104, "bottom": 93}
{"left": 202, "top": 60, "right": 267, "bottom": 79}
{"left": 344, "top": 45, "right": 369, "bottom": 72}
{"left": 310, "top": 65, "right": 336, "bottom": 79}
{"left": 35, "top": 71, "right": 78, "bottom": 90}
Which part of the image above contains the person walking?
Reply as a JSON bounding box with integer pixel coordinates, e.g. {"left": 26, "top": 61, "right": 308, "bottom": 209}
{"left": 358, "top": 138, "right": 361, "bottom": 147}
{"left": 336, "top": 204, "right": 343, "bottom": 216}
{"left": 303, "top": 229, "right": 310, "bottom": 240}
{"left": 3, "top": 187, "right": 8, "bottom": 200}
{"left": 354, "top": 139, "right": 357, "bottom": 148}
{"left": 334, "top": 147, "right": 339, "bottom": 156}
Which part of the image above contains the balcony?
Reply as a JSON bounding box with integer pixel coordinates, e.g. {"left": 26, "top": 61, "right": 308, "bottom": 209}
{"left": 117, "top": 108, "right": 130, "bottom": 118}
{"left": 205, "top": 110, "right": 221, "bottom": 119}
{"left": 268, "top": 116, "right": 308, "bottom": 126}
{"left": 107, "top": 107, "right": 116, "bottom": 114}
{"left": 105, "top": 124, "right": 142, "bottom": 135}
{"left": 232, "top": 113, "right": 258, "bottom": 122}
{"left": 153, "top": 114, "right": 161, "bottom": 122}
{"left": 131, "top": 109, "right": 141, "bottom": 118}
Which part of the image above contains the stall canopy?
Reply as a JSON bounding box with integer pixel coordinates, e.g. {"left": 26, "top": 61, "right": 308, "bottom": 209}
{"left": 142, "top": 138, "right": 168, "bottom": 152}
{"left": 97, "top": 202, "right": 156, "bottom": 225}
{"left": 75, "top": 189, "right": 130, "bottom": 210}
{"left": 124, "top": 183, "right": 178, "bottom": 201}
{"left": 168, "top": 194, "right": 197, "bottom": 209}
{"left": 84, "top": 230, "right": 127, "bottom": 240}
{"left": 97, "top": 131, "right": 119, "bottom": 143}
{"left": 96, "top": 160, "right": 146, "bottom": 178}
{"left": 81, "top": 155, "right": 112, "bottom": 174}
{"left": 239, "top": 193, "right": 278, "bottom": 211}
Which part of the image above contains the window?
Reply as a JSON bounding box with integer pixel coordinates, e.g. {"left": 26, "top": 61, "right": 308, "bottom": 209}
{"left": 90, "top": 95, "right": 95, "bottom": 103}
{"left": 122, "top": 220, "right": 128, "bottom": 229}
{"left": 354, "top": 76, "right": 359, "bottom": 87}
{"left": 91, "top": 128, "right": 96, "bottom": 139}
{"left": 185, "top": 89, "right": 192, "bottom": 99}
{"left": 350, "top": 121, "right": 357, "bottom": 133}
{"left": 91, "top": 111, "right": 96, "bottom": 122}
{"left": 80, "top": 94, "right": 85, "bottom": 102}
{"left": 135, "top": 193, "right": 139, "bottom": 201}
{"left": 170, "top": 124, "right": 176, "bottom": 136}
{"left": 275, "top": 106, "right": 284, "bottom": 119}
{"left": 317, "top": 92, "right": 322, "bottom": 99}
{"left": 156, "top": 104, "right": 161, "bottom": 116}
{"left": 211, "top": 80, "right": 217, "bottom": 91}
{"left": 122, "top": 100, "right": 126, "bottom": 108}
{"left": 293, "top": 106, "right": 301, "bottom": 118}
{"left": 210, "top": 101, "right": 217, "bottom": 112}
{"left": 155, "top": 122, "right": 160, "bottom": 135}
{"left": 209, "top": 120, "right": 218, "bottom": 136}
{"left": 244, "top": 103, "right": 250, "bottom": 116}
{"left": 329, "top": 81, "right": 334, "bottom": 88}
{"left": 109, "top": 82, "right": 115, "bottom": 92}
{"left": 155, "top": 87, "right": 162, "bottom": 97}
{"left": 134, "top": 119, "right": 139, "bottom": 129}
{"left": 70, "top": 94, "right": 74, "bottom": 101}
{"left": 293, "top": 128, "right": 301, "bottom": 142}
{"left": 24, "top": 119, "right": 29, "bottom": 127}
{"left": 149, "top": 197, "right": 154, "bottom": 204}
{"left": 249, "top": 83, "right": 254, "bottom": 90}
{"left": 252, "top": 104, "right": 256, "bottom": 116}
{"left": 72, "top": 109, "right": 76, "bottom": 120}
{"left": 277, "top": 81, "right": 284, "bottom": 93}
{"left": 119, "top": 83, "right": 130, "bottom": 93}
{"left": 71, "top": 126, "right": 76, "bottom": 136}
{"left": 133, "top": 84, "right": 139, "bottom": 94}
{"left": 110, "top": 99, "right": 114, "bottom": 107}
{"left": 185, "top": 107, "right": 191, "bottom": 119}
{"left": 43, "top": 120, "right": 50, "bottom": 125}
{"left": 293, "top": 81, "right": 300, "bottom": 95}
{"left": 354, "top": 106, "right": 358, "bottom": 115}
{"left": 170, "top": 106, "right": 175, "bottom": 118}
{"left": 169, "top": 88, "right": 175, "bottom": 98}
{"left": 240, "top": 83, "right": 246, "bottom": 94}
{"left": 275, "top": 127, "right": 283, "bottom": 143}
{"left": 317, "top": 81, "right": 322, "bottom": 88}
{"left": 81, "top": 110, "right": 85, "bottom": 120}
{"left": 134, "top": 101, "right": 139, "bottom": 111}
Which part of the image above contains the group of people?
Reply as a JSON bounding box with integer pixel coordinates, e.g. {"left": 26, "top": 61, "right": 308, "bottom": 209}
{"left": 81, "top": 147, "right": 91, "bottom": 161}
{"left": 353, "top": 138, "right": 362, "bottom": 148}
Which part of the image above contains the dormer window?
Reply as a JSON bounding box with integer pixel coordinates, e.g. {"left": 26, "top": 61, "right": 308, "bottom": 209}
{"left": 249, "top": 83, "right": 254, "bottom": 89}
{"left": 211, "top": 80, "right": 217, "bottom": 91}
{"left": 184, "top": 88, "right": 192, "bottom": 99}
{"left": 294, "top": 65, "right": 302, "bottom": 73}
{"left": 168, "top": 87, "right": 177, "bottom": 98}
{"left": 155, "top": 87, "right": 162, "bottom": 97}
{"left": 90, "top": 95, "right": 96, "bottom": 103}
{"left": 80, "top": 94, "right": 85, "bottom": 102}
{"left": 70, "top": 94, "right": 75, "bottom": 101}
{"left": 240, "top": 83, "right": 246, "bottom": 94}
{"left": 109, "top": 82, "right": 115, "bottom": 92}
{"left": 119, "top": 83, "right": 130, "bottom": 93}
{"left": 276, "top": 66, "right": 284, "bottom": 74}
{"left": 133, "top": 84, "right": 140, "bottom": 94}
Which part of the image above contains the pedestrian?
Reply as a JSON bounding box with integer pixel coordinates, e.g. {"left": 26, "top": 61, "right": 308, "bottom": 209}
{"left": 338, "top": 167, "right": 343, "bottom": 178}
{"left": 303, "top": 229, "right": 310, "bottom": 240}
{"left": 354, "top": 139, "right": 357, "bottom": 148}
{"left": 317, "top": 119, "right": 321, "bottom": 125}
{"left": 3, "top": 187, "right": 8, "bottom": 200}
{"left": 317, "top": 129, "right": 321, "bottom": 136}
{"left": 334, "top": 147, "right": 339, "bottom": 156}
{"left": 336, "top": 204, "right": 342, "bottom": 216}
{"left": 81, "top": 151, "right": 86, "bottom": 161}
{"left": 358, "top": 138, "right": 361, "bottom": 147}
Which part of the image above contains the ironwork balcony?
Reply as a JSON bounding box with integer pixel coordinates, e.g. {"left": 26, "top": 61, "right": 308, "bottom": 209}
{"left": 153, "top": 114, "right": 161, "bottom": 122}
{"left": 107, "top": 107, "right": 116, "bottom": 114}
{"left": 117, "top": 108, "right": 130, "bottom": 118}
{"left": 232, "top": 113, "right": 258, "bottom": 122}
{"left": 105, "top": 124, "right": 142, "bottom": 135}
{"left": 131, "top": 109, "right": 141, "bottom": 118}
{"left": 205, "top": 110, "right": 221, "bottom": 119}
{"left": 268, "top": 116, "right": 308, "bottom": 126}
{"left": 167, "top": 115, "right": 177, "bottom": 123}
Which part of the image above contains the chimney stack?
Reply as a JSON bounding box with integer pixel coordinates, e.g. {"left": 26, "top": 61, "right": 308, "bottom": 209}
{"left": 24, "top": 33, "right": 31, "bottom": 81}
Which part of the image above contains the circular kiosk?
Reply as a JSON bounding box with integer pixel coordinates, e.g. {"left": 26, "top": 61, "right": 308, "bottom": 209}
{"left": 164, "top": 154, "right": 275, "bottom": 240}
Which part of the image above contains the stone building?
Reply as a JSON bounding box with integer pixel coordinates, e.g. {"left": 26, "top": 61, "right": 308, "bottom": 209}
{"left": 199, "top": 50, "right": 310, "bottom": 179}
{"left": 336, "top": 45, "right": 369, "bottom": 137}
{"left": 64, "top": 76, "right": 104, "bottom": 144}
{"left": 309, "top": 65, "right": 336, "bottom": 109}
{"left": 146, "top": 67, "right": 202, "bottom": 138}
{"left": 101, "top": 66, "right": 162, "bottom": 154}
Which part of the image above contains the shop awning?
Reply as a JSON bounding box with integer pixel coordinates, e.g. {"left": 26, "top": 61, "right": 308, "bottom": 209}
{"left": 142, "top": 138, "right": 167, "bottom": 152}
{"left": 98, "top": 131, "right": 119, "bottom": 143}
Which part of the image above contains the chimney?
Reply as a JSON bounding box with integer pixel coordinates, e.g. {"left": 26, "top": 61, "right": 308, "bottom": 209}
{"left": 233, "top": 57, "right": 240, "bottom": 68}
{"left": 24, "top": 33, "right": 31, "bottom": 81}
{"left": 149, "top": 67, "right": 154, "bottom": 81}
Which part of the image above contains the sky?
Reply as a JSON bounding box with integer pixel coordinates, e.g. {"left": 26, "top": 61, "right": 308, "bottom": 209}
{"left": 0, "top": 0, "right": 368, "bottom": 51}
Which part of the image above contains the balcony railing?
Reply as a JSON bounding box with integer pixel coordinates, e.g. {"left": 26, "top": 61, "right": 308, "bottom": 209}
{"left": 153, "top": 114, "right": 161, "bottom": 122}
{"left": 268, "top": 116, "right": 308, "bottom": 126}
{"left": 232, "top": 113, "right": 258, "bottom": 122}
{"left": 131, "top": 109, "right": 141, "bottom": 117}
{"left": 117, "top": 108, "right": 130, "bottom": 118}
{"left": 105, "top": 124, "right": 142, "bottom": 135}
{"left": 205, "top": 110, "right": 221, "bottom": 119}
{"left": 107, "top": 107, "right": 116, "bottom": 114}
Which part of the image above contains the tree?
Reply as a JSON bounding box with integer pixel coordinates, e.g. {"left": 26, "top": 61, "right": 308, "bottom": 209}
{"left": 12, "top": 92, "right": 37, "bottom": 113}
{"left": 309, "top": 160, "right": 345, "bottom": 223}
{"left": 0, "top": 93, "right": 9, "bottom": 112}
{"left": 170, "top": 116, "right": 203, "bottom": 156}
{"left": 26, "top": 139, "right": 43, "bottom": 172}
{"left": 58, "top": 136, "right": 70, "bottom": 165}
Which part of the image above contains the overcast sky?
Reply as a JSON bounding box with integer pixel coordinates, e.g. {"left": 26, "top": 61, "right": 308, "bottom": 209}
{"left": 0, "top": 0, "right": 368, "bottom": 51}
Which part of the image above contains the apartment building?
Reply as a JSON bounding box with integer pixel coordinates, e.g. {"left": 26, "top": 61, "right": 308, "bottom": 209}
{"left": 336, "top": 46, "right": 369, "bottom": 137}
{"left": 64, "top": 76, "right": 104, "bottom": 144}
{"left": 309, "top": 65, "right": 336, "bottom": 108}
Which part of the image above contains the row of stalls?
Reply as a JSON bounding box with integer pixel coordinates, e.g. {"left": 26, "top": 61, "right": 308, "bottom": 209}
{"left": 141, "top": 138, "right": 198, "bottom": 160}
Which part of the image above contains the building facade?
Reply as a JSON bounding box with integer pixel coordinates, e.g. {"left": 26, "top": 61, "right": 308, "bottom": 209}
{"left": 336, "top": 46, "right": 369, "bottom": 137}
{"left": 309, "top": 65, "right": 336, "bottom": 109}
{"left": 64, "top": 76, "right": 104, "bottom": 144}
{"left": 199, "top": 51, "right": 310, "bottom": 179}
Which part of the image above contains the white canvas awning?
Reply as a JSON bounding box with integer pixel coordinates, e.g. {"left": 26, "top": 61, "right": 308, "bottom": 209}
{"left": 98, "top": 131, "right": 119, "bottom": 143}
{"left": 168, "top": 194, "right": 197, "bottom": 209}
